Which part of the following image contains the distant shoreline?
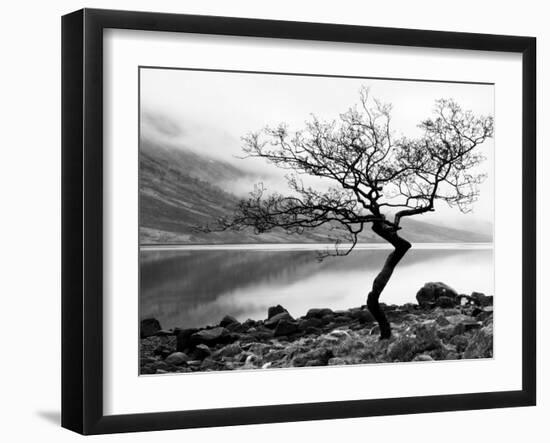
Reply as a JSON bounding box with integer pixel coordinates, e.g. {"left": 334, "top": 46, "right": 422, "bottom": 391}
{"left": 140, "top": 242, "right": 494, "bottom": 252}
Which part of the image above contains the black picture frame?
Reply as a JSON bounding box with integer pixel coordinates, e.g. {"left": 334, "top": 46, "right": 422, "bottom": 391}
{"left": 61, "top": 8, "right": 536, "bottom": 435}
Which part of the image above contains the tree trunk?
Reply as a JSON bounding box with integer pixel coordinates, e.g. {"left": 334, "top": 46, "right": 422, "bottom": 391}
{"left": 367, "top": 222, "right": 412, "bottom": 339}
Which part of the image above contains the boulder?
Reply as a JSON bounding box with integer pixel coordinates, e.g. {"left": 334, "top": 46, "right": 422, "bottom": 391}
{"left": 267, "top": 305, "right": 289, "bottom": 319}
{"left": 192, "top": 344, "right": 211, "bottom": 360}
{"left": 298, "top": 317, "right": 323, "bottom": 330}
{"left": 140, "top": 318, "right": 161, "bottom": 338}
{"left": 247, "top": 328, "right": 275, "bottom": 341}
{"left": 350, "top": 309, "right": 375, "bottom": 324}
{"left": 189, "top": 327, "right": 231, "bottom": 347}
{"left": 470, "top": 292, "right": 493, "bottom": 307}
{"left": 176, "top": 328, "right": 200, "bottom": 352}
{"left": 274, "top": 319, "right": 300, "bottom": 337}
{"left": 305, "top": 308, "right": 334, "bottom": 319}
{"left": 241, "top": 319, "right": 257, "bottom": 329}
{"left": 475, "top": 306, "right": 494, "bottom": 322}
{"left": 219, "top": 315, "right": 239, "bottom": 328}
{"left": 333, "top": 315, "right": 353, "bottom": 323}
{"left": 416, "top": 282, "right": 458, "bottom": 308}
{"left": 264, "top": 312, "right": 294, "bottom": 328}
{"left": 435, "top": 296, "right": 456, "bottom": 308}
{"left": 214, "top": 342, "right": 242, "bottom": 358}
{"left": 165, "top": 352, "right": 190, "bottom": 366}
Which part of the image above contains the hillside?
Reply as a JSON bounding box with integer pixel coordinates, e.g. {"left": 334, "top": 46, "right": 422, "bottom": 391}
{"left": 139, "top": 139, "right": 492, "bottom": 245}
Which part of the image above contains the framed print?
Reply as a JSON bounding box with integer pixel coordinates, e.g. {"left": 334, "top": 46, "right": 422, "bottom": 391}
{"left": 61, "top": 8, "right": 536, "bottom": 435}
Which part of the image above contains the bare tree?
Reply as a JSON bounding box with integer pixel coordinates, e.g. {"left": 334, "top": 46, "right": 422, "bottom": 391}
{"left": 211, "top": 88, "right": 493, "bottom": 338}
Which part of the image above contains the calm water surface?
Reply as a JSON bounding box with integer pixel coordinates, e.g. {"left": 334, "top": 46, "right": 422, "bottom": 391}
{"left": 140, "top": 244, "right": 493, "bottom": 330}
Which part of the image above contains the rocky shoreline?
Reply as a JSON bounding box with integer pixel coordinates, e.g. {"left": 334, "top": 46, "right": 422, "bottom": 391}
{"left": 140, "top": 282, "right": 493, "bottom": 374}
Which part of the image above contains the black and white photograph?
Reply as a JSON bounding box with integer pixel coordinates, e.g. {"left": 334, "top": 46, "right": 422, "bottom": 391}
{"left": 139, "top": 68, "right": 495, "bottom": 374}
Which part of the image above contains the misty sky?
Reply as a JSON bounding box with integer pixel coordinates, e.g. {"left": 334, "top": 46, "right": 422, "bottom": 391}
{"left": 140, "top": 68, "right": 494, "bottom": 232}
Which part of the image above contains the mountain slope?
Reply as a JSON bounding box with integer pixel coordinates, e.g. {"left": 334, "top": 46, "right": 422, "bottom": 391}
{"left": 139, "top": 139, "right": 492, "bottom": 245}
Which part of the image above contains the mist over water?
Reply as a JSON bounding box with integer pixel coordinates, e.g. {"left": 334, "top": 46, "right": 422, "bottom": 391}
{"left": 140, "top": 245, "right": 493, "bottom": 330}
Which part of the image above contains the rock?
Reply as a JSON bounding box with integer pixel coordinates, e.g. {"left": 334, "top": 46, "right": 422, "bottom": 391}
{"left": 416, "top": 282, "right": 458, "bottom": 308}
{"left": 248, "top": 328, "right": 275, "bottom": 341}
{"left": 153, "top": 329, "right": 174, "bottom": 337}
{"left": 267, "top": 305, "right": 289, "bottom": 319}
{"left": 475, "top": 306, "right": 494, "bottom": 322}
{"left": 241, "top": 319, "right": 257, "bottom": 329}
{"left": 453, "top": 320, "right": 482, "bottom": 335}
{"left": 435, "top": 296, "right": 455, "bottom": 308}
{"left": 140, "top": 318, "right": 161, "bottom": 338}
{"left": 176, "top": 328, "right": 200, "bottom": 352}
{"left": 189, "top": 327, "right": 231, "bottom": 347}
{"left": 328, "top": 357, "right": 346, "bottom": 366}
{"left": 450, "top": 335, "right": 469, "bottom": 353}
{"left": 305, "top": 326, "right": 323, "bottom": 335}
{"left": 292, "top": 348, "right": 334, "bottom": 367}
{"left": 246, "top": 342, "right": 270, "bottom": 356}
{"left": 412, "top": 353, "right": 434, "bottom": 362}
{"left": 150, "top": 360, "right": 171, "bottom": 371}
{"left": 442, "top": 308, "right": 461, "bottom": 316}
{"left": 165, "top": 352, "right": 189, "bottom": 366}
{"left": 437, "top": 324, "right": 456, "bottom": 340}
{"left": 470, "top": 292, "right": 493, "bottom": 307}
{"left": 334, "top": 315, "right": 353, "bottom": 323}
{"left": 215, "top": 342, "right": 242, "bottom": 358}
{"left": 153, "top": 345, "right": 172, "bottom": 359}
{"left": 299, "top": 317, "right": 323, "bottom": 329}
{"left": 445, "top": 314, "right": 477, "bottom": 326}
{"left": 274, "top": 319, "right": 300, "bottom": 337}
{"left": 471, "top": 307, "right": 483, "bottom": 317}
{"left": 350, "top": 309, "right": 375, "bottom": 324}
{"left": 435, "top": 315, "right": 451, "bottom": 327}
{"left": 305, "top": 308, "right": 334, "bottom": 319}
{"left": 219, "top": 315, "right": 239, "bottom": 327}
{"left": 328, "top": 329, "right": 351, "bottom": 340}
{"left": 402, "top": 303, "right": 419, "bottom": 312}
{"left": 200, "top": 358, "right": 221, "bottom": 370}
{"left": 192, "top": 344, "right": 211, "bottom": 360}
{"left": 244, "top": 354, "right": 259, "bottom": 367}
{"left": 387, "top": 336, "right": 417, "bottom": 361}
{"left": 264, "top": 312, "right": 294, "bottom": 328}
{"left": 464, "top": 325, "right": 493, "bottom": 358}
{"left": 389, "top": 325, "right": 442, "bottom": 361}
{"left": 264, "top": 349, "right": 287, "bottom": 362}
{"left": 386, "top": 309, "right": 407, "bottom": 322}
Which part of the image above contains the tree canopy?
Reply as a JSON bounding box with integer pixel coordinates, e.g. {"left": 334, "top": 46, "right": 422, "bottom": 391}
{"left": 215, "top": 87, "right": 494, "bottom": 256}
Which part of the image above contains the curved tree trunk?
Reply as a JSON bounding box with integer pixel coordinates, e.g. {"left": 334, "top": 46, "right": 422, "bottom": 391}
{"left": 367, "top": 222, "right": 412, "bottom": 339}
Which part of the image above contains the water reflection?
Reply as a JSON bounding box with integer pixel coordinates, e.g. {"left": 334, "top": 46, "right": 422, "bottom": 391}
{"left": 140, "top": 246, "right": 493, "bottom": 330}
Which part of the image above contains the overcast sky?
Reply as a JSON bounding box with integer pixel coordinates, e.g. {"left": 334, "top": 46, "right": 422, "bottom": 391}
{"left": 140, "top": 68, "right": 494, "bottom": 231}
